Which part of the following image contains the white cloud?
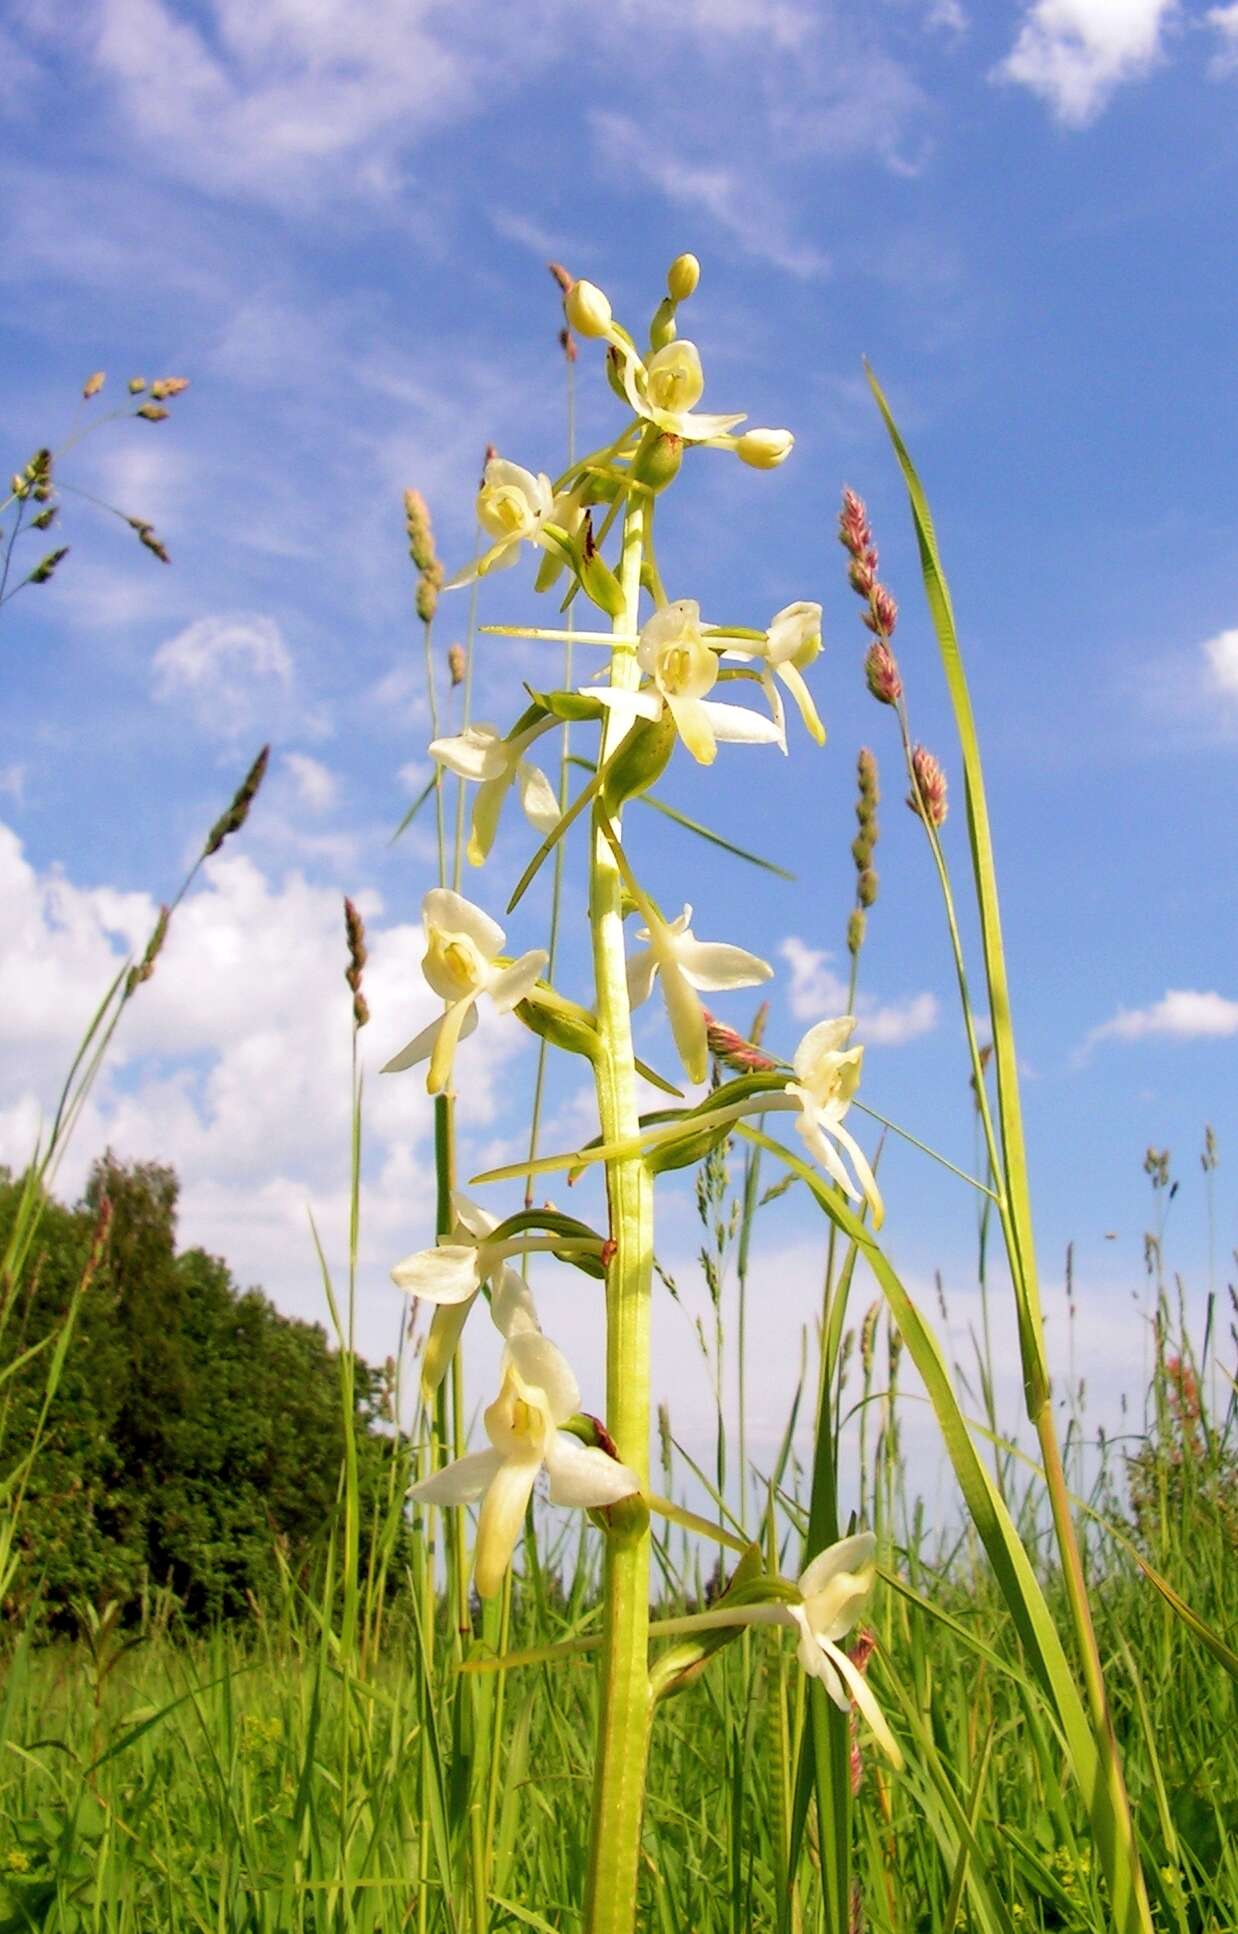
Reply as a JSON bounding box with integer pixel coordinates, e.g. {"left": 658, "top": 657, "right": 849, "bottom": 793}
{"left": 995, "top": 1, "right": 1178, "bottom": 126}
{"left": 1207, "top": 3, "right": 1238, "bottom": 76}
{"left": 0, "top": 765, "right": 26, "bottom": 805}
{"left": 1202, "top": 626, "right": 1238, "bottom": 697}
{"left": 590, "top": 111, "right": 830, "bottom": 280}
{"left": 152, "top": 612, "right": 293, "bottom": 740}
{"left": 779, "top": 937, "right": 939, "bottom": 1045}
{"left": 0, "top": 821, "right": 536, "bottom": 1355}
{"left": 926, "top": 0, "right": 968, "bottom": 30}
{"left": 283, "top": 751, "right": 338, "bottom": 812}
{"left": 1085, "top": 988, "right": 1238, "bottom": 1051}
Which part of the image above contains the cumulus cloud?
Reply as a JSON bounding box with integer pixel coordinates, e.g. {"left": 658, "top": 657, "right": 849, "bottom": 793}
{"left": 1083, "top": 988, "right": 1238, "bottom": 1053}
{"left": 994, "top": 0, "right": 1178, "bottom": 125}
{"left": 0, "top": 821, "right": 536, "bottom": 1355}
{"left": 1202, "top": 627, "right": 1238, "bottom": 697}
{"left": 152, "top": 612, "right": 293, "bottom": 740}
{"left": 779, "top": 937, "right": 939, "bottom": 1045}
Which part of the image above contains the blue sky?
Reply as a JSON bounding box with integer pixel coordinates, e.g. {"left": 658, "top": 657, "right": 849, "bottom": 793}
{"left": 1, "top": 0, "right": 1234, "bottom": 1498}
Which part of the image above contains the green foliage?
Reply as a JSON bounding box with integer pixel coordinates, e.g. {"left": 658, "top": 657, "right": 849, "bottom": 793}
{"left": 0, "top": 1155, "right": 406, "bottom": 1633}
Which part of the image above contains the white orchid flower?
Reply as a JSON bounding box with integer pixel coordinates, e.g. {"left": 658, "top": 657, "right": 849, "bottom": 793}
{"left": 382, "top": 889, "right": 547, "bottom": 1095}
{"left": 786, "top": 1017, "right": 883, "bottom": 1228}
{"left": 448, "top": 459, "right": 581, "bottom": 586}
{"left": 786, "top": 1534, "right": 901, "bottom": 1766}
{"left": 725, "top": 602, "right": 826, "bottom": 749}
{"left": 627, "top": 903, "right": 772, "bottom": 1086}
{"left": 615, "top": 338, "right": 747, "bottom": 443}
{"left": 409, "top": 1329, "right": 639, "bottom": 1598}
{"left": 582, "top": 600, "right": 782, "bottom": 766}
{"left": 391, "top": 1192, "right": 543, "bottom": 1396}
{"left": 428, "top": 721, "right": 560, "bottom": 866}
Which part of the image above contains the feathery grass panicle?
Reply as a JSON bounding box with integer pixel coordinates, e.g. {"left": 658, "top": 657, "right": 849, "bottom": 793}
{"left": 343, "top": 896, "right": 370, "bottom": 1029}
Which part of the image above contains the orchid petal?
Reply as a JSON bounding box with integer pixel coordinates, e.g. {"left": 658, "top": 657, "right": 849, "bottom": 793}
{"left": 795, "top": 1110, "right": 860, "bottom": 1201}
{"left": 468, "top": 774, "right": 510, "bottom": 867}
{"left": 828, "top": 1117, "right": 885, "bottom": 1230}
{"left": 427, "top": 994, "right": 479, "bottom": 1095}
{"left": 793, "top": 1016, "right": 856, "bottom": 1078}
{"left": 776, "top": 661, "right": 826, "bottom": 746}
{"left": 699, "top": 699, "right": 786, "bottom": 747}
{"left": 409, "top": 1447, "right": 504, "bottom": 1506}
{"left": 390, "top": 1243, "right": 482, "bottom": 1306}
{"left": 673, "top": 937, "right": 773, "bottom": 994}
{"left": 667, "top": 693, "right": 717, "bottom": 766}
{"left": 381, "top": 1001, "right": 478, "bottom": 1075}
{"left": 516, "top": 759, "right": 562, "bottom": 835}
{"left": 544, "top": 1434, "right": 640, "bottom": 1508}
{"left": 451, "top": 1193, "right": 500, "bottom": 1242}
{"left": 506, "top": 1330, "right": 581, "bottom": 1424}
{"left": 661, "top": 957, "right": 709, "bottom": 1086}
{"left": 490, "top": 1265, "right": 541, "bottom": 1339}
{"left": 420, "top": 1300, "right": 474, "bottom": 1395}
{"left": 626, "top": 945, "right": 659, "bottom": 1010}
{"left": 820, "top": 1637, "right": 904, "bottom": 1770}
{"left": 487, "top": 947, "right": 549, "bottom": 1013}
{"left": 474, "top": 1453, "right": 540, "bottom": 1598}
{"left": 798, "top": 1533, "right": 877, "bottom": 1605}
{"left": 429, "top": 725, "right": 508, "bottom": 782}
{"left": 424, "top": 889, "right": 505, "bottom": 959}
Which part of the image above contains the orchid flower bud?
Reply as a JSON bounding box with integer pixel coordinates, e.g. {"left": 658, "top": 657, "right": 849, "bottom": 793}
{"left": 565, "top": 279, "right": 614, "bottom": 339}
{"left": 666, "top": 253, "right": 701, "bottom": 301}
{"left": 735, "top": 427, "right": 794, "bottom": 469}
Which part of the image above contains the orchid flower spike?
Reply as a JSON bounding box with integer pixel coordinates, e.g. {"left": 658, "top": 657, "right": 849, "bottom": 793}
{"left": 583, "top": 600, "right": 782, "bottom": 766}
{"left": 788, "top": 1534, "right": 902, "bottom": 1768}
{"left": 382, "top": 889, "right": 547, "bottom": 1095}
{"left": 428, "top": 720, "right": 560, "bottom": 866}
{"left": 409, "top": 1328, "right": 639, "bottom": 1598}
{"left": 627, "top": 904, "right": 772, "bottom": 1086}
{"left": 448, "top": 458, "right": 580, "bottom": 586}
{"left": 390, "top": 1193, "right": 541, "bottom": 1396}
{"left": 723, "top": 601, "right": 826, "bottom": 749}
{"left": 565, "top": 279, "right": 746, "bottom": 443}
{"left": 786, "top": 1017, "right": 884, "bottom": 1228}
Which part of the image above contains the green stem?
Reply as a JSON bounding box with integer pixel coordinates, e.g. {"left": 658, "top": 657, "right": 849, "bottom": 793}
{"left": 582, "top": 499, "right": 654, "bottom": 1934}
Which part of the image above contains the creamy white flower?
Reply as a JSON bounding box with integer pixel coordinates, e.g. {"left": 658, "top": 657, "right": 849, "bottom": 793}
{"left": 627, "top": 903, "right": 772, "bottom": 1086}
{"left": 390, "top": 1193, "right": 541, "bottom": 1395}
{"left": 409, "top": 1330, "right": 639, "bottom": 1598}
{"left": 582, "top": 600, "right": 782, "bottom": 766}
{"left": 428, "top": 721, "right": 560, "bottom": 866}
{"left": 786, "top": 1535, "right": 901, "bottom": 1766}
{"left": 786, "top": 1017, "right": 883, "bottom": 1228}
{"left": 725, "top": 602, "right": 825, "bottom": 748}
{"left": 615, "top": 338, "right": 747, "bottom": 441}
{"left": 735, "top": 427, "right": 794, "bottom": 469}
{"left": 448, "top": 459, "right": 580, "bottom": 586}
{"left": 382, "top": 889, "right": 547, "bottom": 1095}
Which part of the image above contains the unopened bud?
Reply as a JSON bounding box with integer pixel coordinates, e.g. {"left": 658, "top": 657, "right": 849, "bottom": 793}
{"left": 648, "top": 297, "right": 677, "bottom": 353}
{"left": 846, "top": 909, "right": 867, "bottom": 956}
{"left": 136, "top": 403, "right": 169, "bottom": 422}
{"left": 667, "top": 253, "right": 701, "bottom": 301}
{"left": 447, "top": 642, "right": 467, "bottom": 687}
{"left": 864, "top": 640, "right": 902, "bottom": 706}
{"left": 565, "top": 279, "right": 613, "bottom": 339}
{"left": 907, "top": 745, "right": 948, "bottom": 827}
{"left": 857, "top": 867, "right": 879, "bottom": 908}
{"left": 735, "top": 427, "right": 794, "bottom": 470}
{"left": 149, "top": 377, "right": 189, "bottom": 399}
{"left": 547, "top": 261, "right": 574, "bottom": 296}
{"left": 128, "top": 377, "right": 146, "bottom": 394}
{"left": 82, "top": 370, "right": 106, "bottom": 400}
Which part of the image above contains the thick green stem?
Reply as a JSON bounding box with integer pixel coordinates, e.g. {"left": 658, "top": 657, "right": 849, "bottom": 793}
{"left": 583, "top": 501, "right": 654, "bottom": 1934}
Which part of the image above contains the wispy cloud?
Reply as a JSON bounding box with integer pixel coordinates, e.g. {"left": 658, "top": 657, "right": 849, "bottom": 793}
{"left": 590, "top": 112, "right": 830, "bottom": 280}
{"left": 1207, "top": 3, "right": 1238, "bottom": 76}
{"left": 1202, "top": 626, "right": 1238, "bottom": 697}
{"left": 779, "top": 937, "right": 938, "bottom": 1045}
{"left": 1082, "top": 987, "right": 1238, "bottom": 1055}
{"left": 152, "top": 613, "right": 294, "bottom": 741}
{"left": 994, "top": 1, "right": 1179, "bottom": 126}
